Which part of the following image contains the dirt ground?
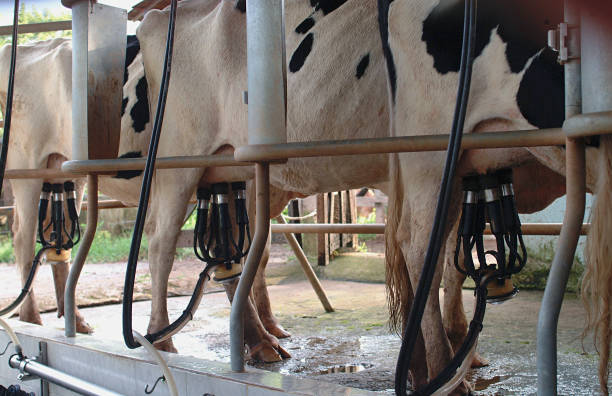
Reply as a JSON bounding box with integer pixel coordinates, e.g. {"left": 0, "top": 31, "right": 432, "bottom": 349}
{"left": 1, "top": 238, "right": 607, "bottom": 394}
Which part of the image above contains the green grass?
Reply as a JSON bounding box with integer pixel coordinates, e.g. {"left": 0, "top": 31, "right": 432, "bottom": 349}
{"left": 72, "top": 228, "right": 148, "bottom": 263}
{"left": 0, "top": 237, "right": 15, "bottom": 263}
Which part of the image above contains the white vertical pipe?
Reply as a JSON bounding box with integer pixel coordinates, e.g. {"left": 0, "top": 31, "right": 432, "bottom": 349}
{"left": 246, "top": 0, "right": 286, "bottom": 145}
{"left": 71, "top": 1, "right": 89, "bottom": 161}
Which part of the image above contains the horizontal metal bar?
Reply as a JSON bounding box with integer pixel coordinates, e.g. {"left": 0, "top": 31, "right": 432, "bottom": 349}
{"left": 9, "top": 355, "right": 123, "bottom": 396}
{"left": 270, "top": 222, "right": 590, "bottom": 236}
{"left": 0, "top": 199, "right": 125, "bottom": 212}
{"left": 62, "top": 154, "right": 252, "bottom": 174}
{"left": 5, "top": 168, "right": 84, "bottom": 180}
{"left": 0, "top": 21, "right": 72, "bottom": 36}
{"left": 563, "top": 110, "right": 612, "bottom": 138}
{"left": 271, "top": 223, "right": 385, "bottom": 234}
{"left": 234, "top": 128, "right": 565, "bottom": 162}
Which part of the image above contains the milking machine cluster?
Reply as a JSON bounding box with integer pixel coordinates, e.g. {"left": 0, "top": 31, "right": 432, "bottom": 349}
{"left": 454, "top": 169, "right": 527, "bottom": 303}
{"left": 0, "top": 181, "right": 81, "bottom": 317}
{"left": 193, "top": 182, "right": 251, "bottom": 283}
{"left": 38, "top": 181, "right": 81, "bottom": 260}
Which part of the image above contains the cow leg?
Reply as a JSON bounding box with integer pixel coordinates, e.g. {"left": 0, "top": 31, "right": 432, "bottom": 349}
{"left": 252, "top": 236, "right": 291, "bottom": 338}
{"left": 223, "top": 279, "right": 290, "bottom": 362}
{"left": 399, "top": 176, "right": 470, "bottom": 394}
{"left": 249, "top": 185, "right": 291, "bottom": 339}
{"left": 145, "top": 173, "right": 197, "bottom": 353}
{"left": 11, "top": 179, "right": 42, "bottom": 325}
{"left": 442, "top": 245, "right": 488, "bottom": 368}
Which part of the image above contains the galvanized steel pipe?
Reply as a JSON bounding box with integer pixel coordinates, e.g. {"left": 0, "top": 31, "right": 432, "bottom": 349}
{"left": 246, "top": 0, "right": 286, "bottom": 145}
{"left": 230, "top": 163, "right": 270, "bottom": 371}
{"left": 65, "top": 175, "right": 98, "bottom": 337}
{"left": 538, "top": 1, "right": 586, "bottom": 394}
{"left": 62, "top": 154, "right": 251, "bottom": 174}
{"left": 9, "top": 354, "right": 122, "bottom": 396}
{"left": 69, "top": 0, "right": 89, "bottom": 161}
{"left": 270, "top": 223, "right": 589, "bottom": 236}
{"left": 234, "top": 128, "right": 565, "bottom": 162}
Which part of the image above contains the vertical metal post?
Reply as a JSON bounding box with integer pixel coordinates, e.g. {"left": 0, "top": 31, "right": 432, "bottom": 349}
{"left": 65, "top": 175, "right": 98, "bottom": 337}
{"left": 230, "top": 0, "right": 287, "bottom": 371}
{"left": 537, "top": 1, "right": 588, "bottom": 393}
{"left": 230, "top": 163, "right": 270, "bottom": 371}
{"left": 246, "top": 0, "right": 286, "bottom": 145}
{"left": 69, "top": 0, "right": 89, "bottom": 161}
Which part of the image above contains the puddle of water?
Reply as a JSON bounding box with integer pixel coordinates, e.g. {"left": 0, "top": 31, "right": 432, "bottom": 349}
{"left": 319, "top": 363, "right": 373, "bottom": 375}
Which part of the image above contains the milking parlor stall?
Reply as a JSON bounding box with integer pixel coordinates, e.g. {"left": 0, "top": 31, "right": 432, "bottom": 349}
{"left": 0, "top": 0, "right": 611, "bottom": 395}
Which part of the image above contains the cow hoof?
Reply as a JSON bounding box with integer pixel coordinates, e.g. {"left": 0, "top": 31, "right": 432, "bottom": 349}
{"left": 471, "top": 352, "right": 489, "bottom": 368}
{"left": 154, "top": 339, "right": 178, "bottom": 353}
{"left": 249, "top": 341, "right": 291, "bottom": 363}
{"left": 19, "top": 309, "right": 43, "bottom": 326}
{"left": 266, "top": 323, "right": 291, "bottom": 339}
{"left": 76, "top": 318, "right": 94, "bottom": 335}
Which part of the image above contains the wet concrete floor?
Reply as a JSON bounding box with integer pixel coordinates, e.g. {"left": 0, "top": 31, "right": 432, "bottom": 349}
{"left": 41, "top": 280, "right": 606, "bottom": 395}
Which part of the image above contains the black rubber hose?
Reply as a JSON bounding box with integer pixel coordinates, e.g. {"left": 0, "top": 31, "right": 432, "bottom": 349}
{"left": 51, "top": 184, "right": 64, "bottom": 254}
{"left": 144, "top": 264, "right": 213, "bottom": 344}
{"left": 123, "top": 0, "right": 178, "bottom": 349}
{"left": 0, "top": 247, "right": 50, "bottom": 317}
{"left": 394, "top": 1, "right": 477, "bottom": 394}
{"left": 0, "top": 0, "right": 19, "bottom": 198}
{"left": 63, "top": 181, "right": 81, "bottom": 247}
{"left": 419, "top": 284, "right": 487, "bottom": 394}
{"left": 194, "top": 188, "right": 211, "bottom": 262}
{"left": 37, "top": 183, "right": 52, "bottom": 246}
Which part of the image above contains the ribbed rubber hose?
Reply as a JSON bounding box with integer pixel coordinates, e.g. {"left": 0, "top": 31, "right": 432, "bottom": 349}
{"left": 394, "top": 1, "right": 477, "bottom": 394}
{"left": 0, "top": 0, "right": 20, "bottom": 197}
{"left": 123, "top": 0, "right": 178, "bottom": 349}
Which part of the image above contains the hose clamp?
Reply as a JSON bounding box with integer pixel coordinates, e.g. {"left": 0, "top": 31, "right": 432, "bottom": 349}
{"left": 463, "top": 191, "right": 478, "bottom": 204}
{"left": 214, "top": 194, "right": 228, "bottom": 204}
{"left": 198, "top": 199, "right": 210, "bottom": 210}
{"left": 234, "top": 190, "right": 247, "bottom": 200}
{"left": 500, "top": 183, "right": 514, "bottom": 197}
{"left": 53, "top": 193, "right": 64, "bottom": 202}
{"left": 483, "top": 188, "right": 499, "bottom": 203}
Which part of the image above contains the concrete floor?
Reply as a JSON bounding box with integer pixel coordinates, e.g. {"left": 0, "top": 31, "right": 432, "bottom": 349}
{"left": 39, "top": 280, "right": 606, "bottom": 395}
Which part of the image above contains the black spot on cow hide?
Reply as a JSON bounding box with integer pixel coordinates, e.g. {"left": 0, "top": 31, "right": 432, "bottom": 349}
{"left": 377, "top": 0, "right": 396, "bottom": 101}
{"left": 121, "top": 97, "right": 128, "bottom": 117}
{"left": 516, "top": 48, "right": 564, "bottom": 129}
{"left": 113, "top": 151, "right": 143, "bottom": 179}
{"left": 289, "top": 33, "right": 314, "bottom": 73}
{"left": 235, "top": 0, "right": 245, "bottom": 13}
{"left": 356, "top": 53, "right": 370, "bottom": 79}
{"left": 295, "top": 17, "right": 315, "bottom": 34}
{"left": 421, "top": 0, "right": 561, "bottom": 75}
{"left": 124, "top": 35, "right": 140, "bottom": 83}
{"left": 310, "top": 0, "right": 348, "bottom": 15}
{"left": 130, "top": 77, "right": 150, "bottom": 133}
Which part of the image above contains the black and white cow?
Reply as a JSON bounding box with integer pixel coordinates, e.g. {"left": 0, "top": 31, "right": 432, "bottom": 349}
{"left": 378, "top": 0, "right": 607, "bottom": 392}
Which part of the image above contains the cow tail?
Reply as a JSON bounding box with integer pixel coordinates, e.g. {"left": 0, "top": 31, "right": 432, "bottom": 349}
{"left": 582, "top": 134, "right": 612, "bottom": 395}
{"left": 385, "top": 152, "right": 411, "bottom": 333}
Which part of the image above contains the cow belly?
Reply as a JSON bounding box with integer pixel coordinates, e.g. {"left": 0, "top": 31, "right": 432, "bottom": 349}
{"left": 271, "top": 154, "right": 388, "bottom": 195}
